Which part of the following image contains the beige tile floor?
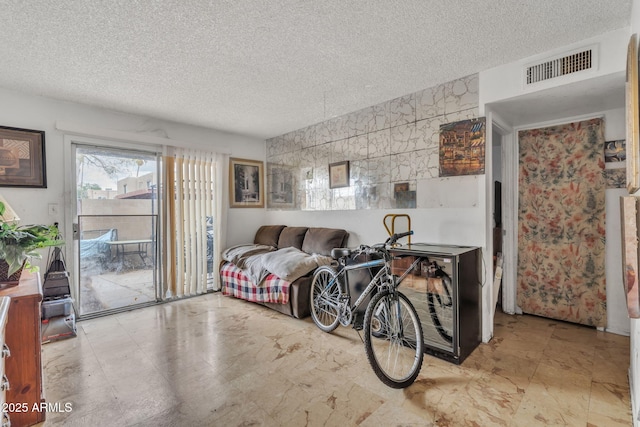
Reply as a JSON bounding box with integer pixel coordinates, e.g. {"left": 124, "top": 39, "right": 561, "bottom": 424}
{"left": 40, "top": 293, "right": 631, "bottom": 426}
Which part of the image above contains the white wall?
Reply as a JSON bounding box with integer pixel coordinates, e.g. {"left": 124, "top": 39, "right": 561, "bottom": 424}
{"left": 0, "top": 86, "right": 266, "bottom": 270}
{"left": 601, "top": 108, "right": 630, "bottom": 336}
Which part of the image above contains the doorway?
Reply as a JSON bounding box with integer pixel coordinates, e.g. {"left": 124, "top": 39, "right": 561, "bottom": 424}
{"left": 492, "top": 125, "right": 503, "bottom": 311}
{"left": 487, "top": 116, "right": 515, "bottom": 320}
{"left": 73, "top": 144, "right": 160, "bottom": 317}
{"left": 516, "top": 118, "right": 607, "bottom": 327}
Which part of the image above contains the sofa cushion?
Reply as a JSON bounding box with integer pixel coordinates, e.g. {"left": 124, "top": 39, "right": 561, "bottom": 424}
{"left": 278, "top": 227, "right": 309, "bottom": 249}
{"left": 254, "top": 225, "right": 286, "bottom": 247}
{"left": 301, "top": 227, "right": 348, "bottom": 256}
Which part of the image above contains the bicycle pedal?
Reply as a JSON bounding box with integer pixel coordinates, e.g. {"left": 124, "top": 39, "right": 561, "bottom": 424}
{"left": 352, "top": 322, "right": 363, "bottom": 331}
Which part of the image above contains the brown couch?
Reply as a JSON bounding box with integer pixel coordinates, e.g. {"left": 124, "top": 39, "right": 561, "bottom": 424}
{"left": 220, "top": 225, "right": 348, "bottom": 318}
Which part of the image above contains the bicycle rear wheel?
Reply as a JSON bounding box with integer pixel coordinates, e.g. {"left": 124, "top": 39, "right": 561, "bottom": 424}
{"left": 427, "top": 274, "right": 454, "bottom": 343}
{"left": 364, "top": 289, "right": 424, "bottom": 388}
{"left": 310, "top": 266, "right": 341, "bottom": 332}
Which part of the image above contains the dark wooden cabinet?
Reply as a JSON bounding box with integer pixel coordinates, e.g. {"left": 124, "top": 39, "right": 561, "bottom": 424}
{"left": 391, "top": 244, "right": 481, "bottom": 364}
{"left": 0, "top": 271, "right": 45, "bottom": 426}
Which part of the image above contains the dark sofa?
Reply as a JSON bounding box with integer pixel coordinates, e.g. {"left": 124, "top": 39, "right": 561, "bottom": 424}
{"left": 220, "top": 225, "right": 348, "bottom": 318}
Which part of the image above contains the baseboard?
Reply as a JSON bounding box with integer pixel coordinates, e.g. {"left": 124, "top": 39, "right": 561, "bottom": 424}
{"left": 602, "top": 326, "right": 631, "bottom": 336}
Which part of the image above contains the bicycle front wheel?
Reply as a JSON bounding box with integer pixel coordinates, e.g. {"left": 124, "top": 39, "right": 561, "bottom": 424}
{"left": 310, "top": 266, "right": 341, "bottom": 332}
{"left": 364, "top": 289, "right": 424, "bottom": 388}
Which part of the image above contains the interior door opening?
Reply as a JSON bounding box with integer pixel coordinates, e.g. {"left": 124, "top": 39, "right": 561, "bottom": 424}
{"left": 492, "top": 126, "right": 503, "bottom": 312}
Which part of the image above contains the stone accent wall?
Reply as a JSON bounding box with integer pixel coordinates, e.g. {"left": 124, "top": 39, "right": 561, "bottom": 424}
{"left": 266, "top": 74, "right": 479, "bottom": 210}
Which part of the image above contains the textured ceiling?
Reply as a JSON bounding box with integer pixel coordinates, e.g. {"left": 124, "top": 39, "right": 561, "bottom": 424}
{"left": 0, "top": 1, "right": 632, "bottom": 139}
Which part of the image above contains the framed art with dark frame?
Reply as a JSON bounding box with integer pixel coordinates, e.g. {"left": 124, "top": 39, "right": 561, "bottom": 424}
{"left": 229, "top": 157, "right": 264, "bottom": 208}
{"left": 0, "top": 125, "right": 46, "bottom": 188}
{"left": 626, "top": 33, "right": 640, "bottom": 193}
{"left": 329, "top": 160, "right": 349, "bottom": 189}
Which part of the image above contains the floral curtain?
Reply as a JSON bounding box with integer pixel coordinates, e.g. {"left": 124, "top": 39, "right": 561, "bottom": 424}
{"left": 517, "top": 118, "right": 606, "bottom": 327}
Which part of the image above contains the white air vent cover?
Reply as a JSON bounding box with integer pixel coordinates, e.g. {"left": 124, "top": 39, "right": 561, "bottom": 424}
{"left": 524, "top": 45, "right": 597, "bottom": 86}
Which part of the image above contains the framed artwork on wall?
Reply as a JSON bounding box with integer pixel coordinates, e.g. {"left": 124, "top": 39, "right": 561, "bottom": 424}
{"left": 0, "top": 126, "right": 46, "bottom": 188}
{"left": 439, "top": 117, "right": 486, "bottom": 177}
{"left": 393, "top": 182, "right": 416, "bottom": 208}
{"left": 329, "top": 161, "right": 350, "bottom": 189}
{"left": 229, "top": 157, "right": 264, "bottom": 208}
{"left": 605, "top": 139, "right": 626, "bottom": 164}
{"left": 626, "top": 33, "right": 640, "bottom": 193}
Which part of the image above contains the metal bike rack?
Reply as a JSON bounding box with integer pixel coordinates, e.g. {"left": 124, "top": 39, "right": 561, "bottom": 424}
{"left": 383, "top": 214, "right": 412, "bottom": 245}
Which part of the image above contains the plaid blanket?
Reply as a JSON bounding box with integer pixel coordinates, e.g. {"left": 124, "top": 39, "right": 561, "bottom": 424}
{"left": 221, "top": 262, "right": 290, "bottom": 304}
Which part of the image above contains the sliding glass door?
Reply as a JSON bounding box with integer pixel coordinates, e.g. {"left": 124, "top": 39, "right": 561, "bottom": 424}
{"left": 73, "top": 144, "right": 160, "bottom": 317}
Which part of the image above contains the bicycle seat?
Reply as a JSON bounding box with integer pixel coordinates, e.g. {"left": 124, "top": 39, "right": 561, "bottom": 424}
{"left": 331, "top": 248, "right": 352, "bottom": 259}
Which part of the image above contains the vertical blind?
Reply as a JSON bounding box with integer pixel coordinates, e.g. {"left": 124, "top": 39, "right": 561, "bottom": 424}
{"left": 162, "top": 147, "right": 226, "bottom": 298}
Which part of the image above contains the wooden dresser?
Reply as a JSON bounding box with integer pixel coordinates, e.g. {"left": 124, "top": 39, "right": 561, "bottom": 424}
{"left": 0, "top": 296, "right": 11, "bottom": 427}
{"left": 0, "top": 271, "right": 45, "bottom": 426}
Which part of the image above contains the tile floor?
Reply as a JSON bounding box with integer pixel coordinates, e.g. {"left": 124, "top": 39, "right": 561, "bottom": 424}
{"left": 40, "top": 293, "right": 631, "bottom": 426}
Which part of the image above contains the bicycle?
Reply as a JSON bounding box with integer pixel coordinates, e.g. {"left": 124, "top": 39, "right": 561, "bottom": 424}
{"left": 310, "top": 231, "right": 424, "bottom": 388}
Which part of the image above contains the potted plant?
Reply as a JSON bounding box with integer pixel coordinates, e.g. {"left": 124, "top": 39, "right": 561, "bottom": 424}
{"left": 0, "top": 201, "right": 63, "bottom": 285}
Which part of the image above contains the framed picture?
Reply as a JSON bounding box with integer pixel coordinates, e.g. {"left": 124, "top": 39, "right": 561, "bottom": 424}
{"left": 267, "top": 164, "right": 295, "bottom": 209}
{"left": 626, "top": 33, "right": 640, "bottom": 193}
{"left": 229, "top": 157, "right": 264, "bottom": 208}
{"left": 605, "top": 139, "right": 626, "bottom": 163}
{"left": 329, "top": 161, "right": 350, "bottom": 189}
{"left": 439, "top": 117, "right": 486, "bottom": 177}
{"left": 0, "top": 126, "right": 46, "bottom": 188}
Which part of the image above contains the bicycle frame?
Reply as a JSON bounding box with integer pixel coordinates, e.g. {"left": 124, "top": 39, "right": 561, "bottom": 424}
{"left": 328, "top": 254, "right": 423, "bottom": 315}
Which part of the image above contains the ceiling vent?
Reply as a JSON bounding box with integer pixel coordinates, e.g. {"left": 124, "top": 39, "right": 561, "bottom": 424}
{"left": 525, "top": 46, "right": 596, "bottom": 86}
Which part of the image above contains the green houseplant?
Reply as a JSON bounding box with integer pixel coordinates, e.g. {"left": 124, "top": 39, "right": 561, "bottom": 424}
{"left": 0, "top": 201, "right": 63, "bottom": 281}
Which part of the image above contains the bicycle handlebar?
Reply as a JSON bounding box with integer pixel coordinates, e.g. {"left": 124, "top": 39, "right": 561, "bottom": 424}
{"left": 385, "top": 230, "right": 413, "bottom": 246}
{"left": 355, "top": 231, "right": 414, "bottom": 256}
